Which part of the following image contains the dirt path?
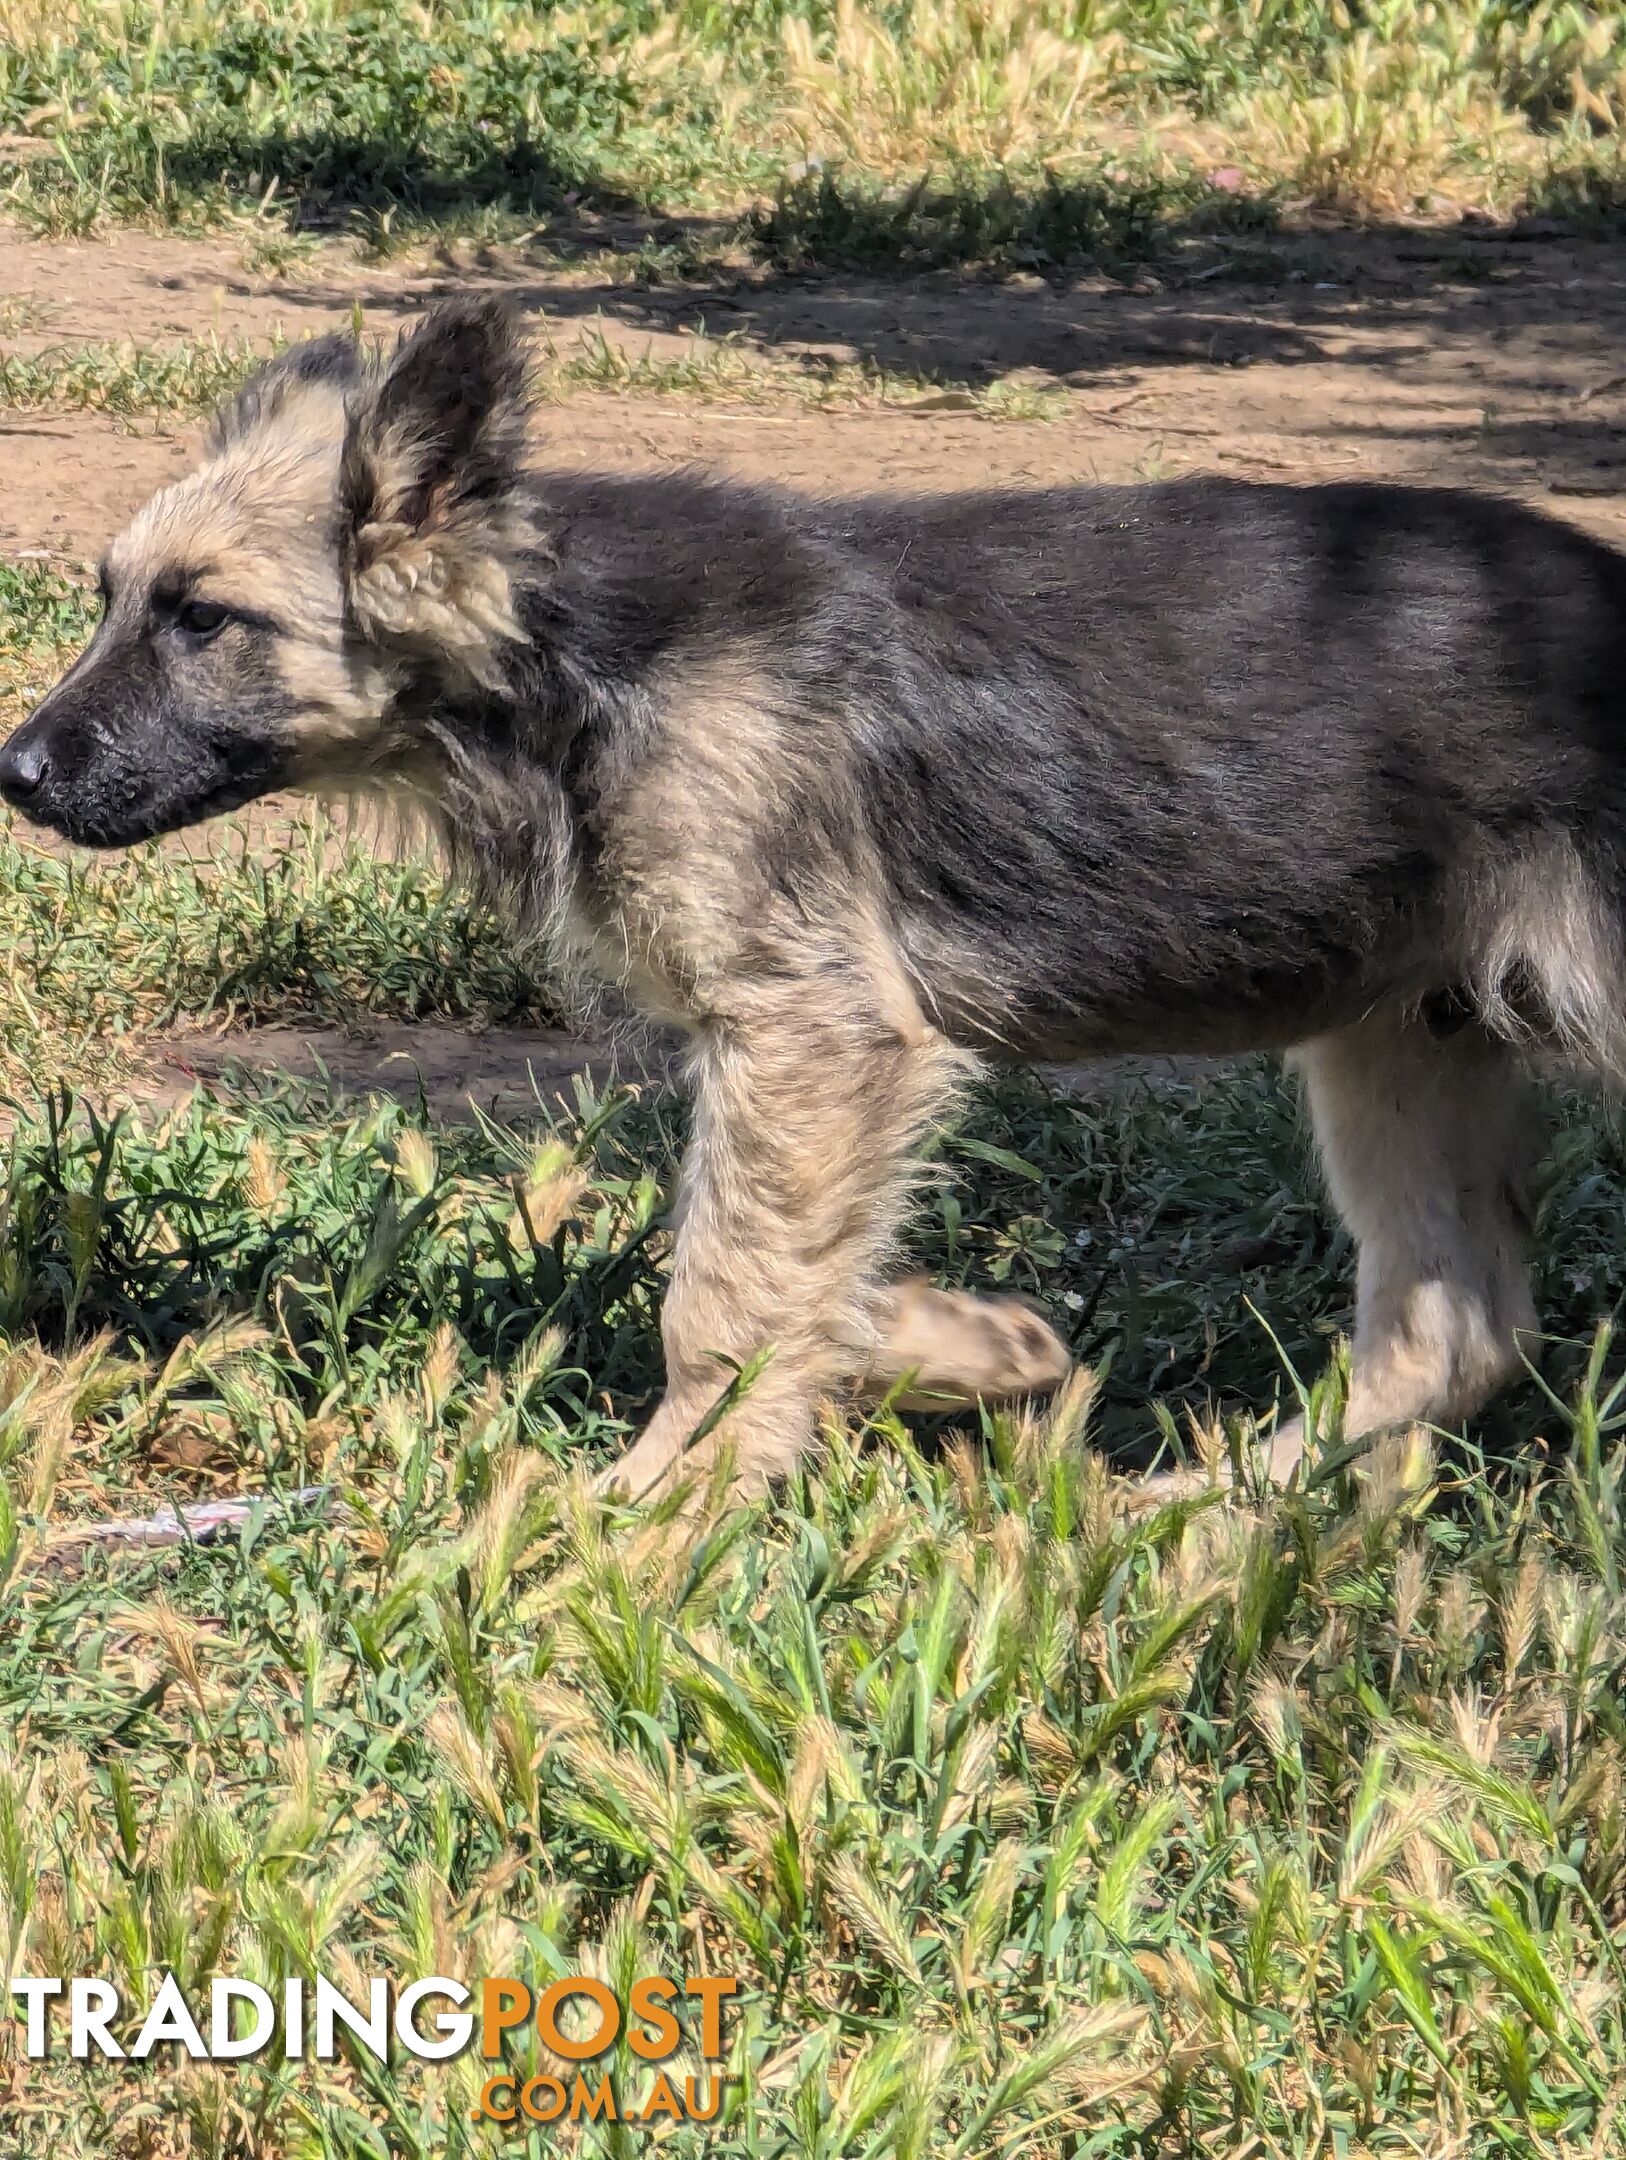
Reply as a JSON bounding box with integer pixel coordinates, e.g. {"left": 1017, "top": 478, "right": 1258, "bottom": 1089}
{"left": 4, "top": 218, "right": 1623, "bottom": 1114}
{"left": 4, "top": 223, "right": 1626, "bottom": 557}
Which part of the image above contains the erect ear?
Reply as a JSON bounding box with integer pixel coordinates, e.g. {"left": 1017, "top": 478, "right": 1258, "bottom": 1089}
{"left": 339, "top": 297, "right": 533, "bottom": 680}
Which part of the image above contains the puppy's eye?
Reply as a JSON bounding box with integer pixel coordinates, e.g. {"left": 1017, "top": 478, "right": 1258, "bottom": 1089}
{"left": 176, "top": 598, "right": 230, "bottom": 639}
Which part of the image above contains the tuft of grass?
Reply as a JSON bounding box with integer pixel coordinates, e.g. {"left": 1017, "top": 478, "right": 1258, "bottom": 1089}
{"left": 0, "top": 324, "right": 1072, "bottom": 436}
{"left": 539, "top": 320, "right": 1071, "bottom": 415}
{"left": 0, "top": 561, "right": 99, "bottom": 671}
{"left": 0, "top": 811, "right": 562, "bottom": 1101}
{"left": 0, "top": 562, "right": 103, "bottom": 752}
{"left": 0, "top": 334, "right": 277, "bottom": 418}
{"left": 0, "top": 0, "right": 650, "bottom": 236}
{"left": 0, "top": 0, "right": 1624, "bottom": 263}
{"left": 748, "top": 156, "right": 1278, "bottom": 274}
{"left": 771, "top": 0, "right": 1626, "bottom": 222}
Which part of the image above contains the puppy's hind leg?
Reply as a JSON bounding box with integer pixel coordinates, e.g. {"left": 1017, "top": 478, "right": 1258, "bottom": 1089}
{"left": 859, "top": 1277, "right": 1072, "bottom": 1412}
{"left": 1150, "top": 1009, "right": 1539, "bottom": 1499}
{"left": 1290, "top": 1008, "right": 1539, "bottom": 1466}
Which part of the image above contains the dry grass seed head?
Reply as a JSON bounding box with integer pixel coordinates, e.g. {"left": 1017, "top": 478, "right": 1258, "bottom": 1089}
{"left": 1397, "top": 1829, "right": 1453, "bottom": 1906}
{"left": 786, "top": 1715, "right": 842, "bottom": 1831}
{"left": 242, "top": 1134, "right": 285, "bottom": 1213}
{"left": 465, "top": 1444, "right": 557, "bottom": 1609}
{"left": 823, "top": 1850, "right": 922, "bottom": 1983}
{"left": 948, "top": 1832, "right": 1024, "bottom": 1996}
{"left": 1338, "top": 1781, "right": 1451, "bottom": 1904}
{"left": 1446, "top": 1688, "right": 1503, "bottom": 1767}
{"left": 24, "top": 1397, "right": 71, "bottom": 1517}
{"left": 1393, "top": 1540, "right": 1430, "bottom": 1646}
{"left": 507, "top": 1139, "right": 590, "bottom": 1249}
{"left": 1497, "top": 1554, "right": 1545, "bottom": 1686}
{"left": 1249, "top": 1671, "right": 1305, "bottom": 1769}
{"left": 937, "top": 1722, "right": 1004, "bottom": 1841}
{"left": 424, "top": 1703, "right": 508, "bottom": 1835}
{"left": 1436, "top": 1568, "right": 1488, "bottom": 1669}
{"left": 393, "top": 1127, "right": 437, "bottom": 1200}
{"left": 421, "top": 1319, "right": 462, "bottom": 1419}
{"left": 1357, "top": 1424, "right": 1437, "bottom": 1524}
{"left": 116, "top": 1594, "right": 220, "bottom": 1719}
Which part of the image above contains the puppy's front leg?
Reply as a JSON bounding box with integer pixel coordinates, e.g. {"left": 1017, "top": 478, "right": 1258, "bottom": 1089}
{"left": 600, "top": 994, "right": 966, "bottom": 1502}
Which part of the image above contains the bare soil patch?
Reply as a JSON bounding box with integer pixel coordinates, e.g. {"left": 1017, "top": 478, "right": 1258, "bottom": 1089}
{"left": 143, "top": 1020, "right": 654, "bottom": 1122}
{"left": 6, "top": 223, "right": 1626, "bottom": 551}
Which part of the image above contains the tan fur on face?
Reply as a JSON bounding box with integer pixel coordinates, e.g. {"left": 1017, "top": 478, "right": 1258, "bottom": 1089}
{"left": 105, "top": 329, "right": 535, "bottom": 782}
{"left": 108, "top": 375, "right": 398, "bottom": 774}
{"left": 110, "top": 377, "right": 348, "bottom": 600}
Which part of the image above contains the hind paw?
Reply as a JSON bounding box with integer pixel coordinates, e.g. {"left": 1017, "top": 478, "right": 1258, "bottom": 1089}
{"left": 863, "top": 1278, "right": 1072, "bottom": 1411}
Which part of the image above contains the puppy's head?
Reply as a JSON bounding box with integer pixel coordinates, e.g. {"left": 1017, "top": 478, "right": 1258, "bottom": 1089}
{"left": 0, "top": 298, "right": 532, "bottom": 847}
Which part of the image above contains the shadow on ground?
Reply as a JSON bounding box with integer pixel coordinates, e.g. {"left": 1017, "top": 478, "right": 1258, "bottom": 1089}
{"left": 229, "top": 190, "right": 1626, "bottom": 506}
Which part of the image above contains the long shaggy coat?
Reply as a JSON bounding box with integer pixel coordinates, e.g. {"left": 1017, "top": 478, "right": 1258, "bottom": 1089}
{"left": 5, "top": 297, "right": 1618, "bottom": 1495}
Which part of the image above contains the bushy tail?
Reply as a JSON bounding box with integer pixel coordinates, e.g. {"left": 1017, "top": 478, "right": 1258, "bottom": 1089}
{"left": 1468, "top": 840, "right": 1626, "bottom": 1078}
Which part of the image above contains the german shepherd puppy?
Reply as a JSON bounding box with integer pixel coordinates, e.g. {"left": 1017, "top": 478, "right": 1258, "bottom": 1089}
{"left": 5, "top": 297, "right": 1620, "bottom": 1500}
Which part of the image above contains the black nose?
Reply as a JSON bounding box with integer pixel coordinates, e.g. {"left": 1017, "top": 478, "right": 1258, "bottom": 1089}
{"left": 0, "top": 723, "right": 49, "bottom": 805}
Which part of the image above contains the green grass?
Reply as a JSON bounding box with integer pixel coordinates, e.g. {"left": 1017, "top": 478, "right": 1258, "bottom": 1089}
{"left": 5, "top": 1061, "right": 1626, "bottom": 2155}
{"left": 0, "top": 335, "right": 279, "bottom": 418}
{"left": 0, "top": 815, "right": 563, "bottom": 1098}
{"left": 2, "top": 568, "right": 1626, "bottom": 2153}
{"left": 0, "top": 328, "right": 1070, "bottom": 431}
{"left": 1, "top": 0, "right": 1624, "bottom": 267}
{"left": 0, "top": 562, "right": 99, "bottom": 669}
{"left": 539, "top": 323, "right": 1071, "bottom": 417}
